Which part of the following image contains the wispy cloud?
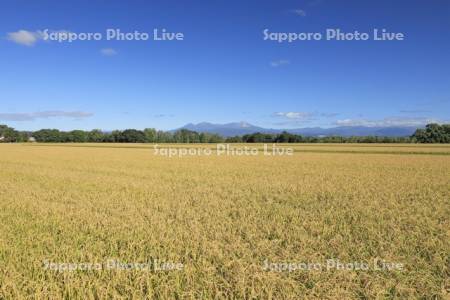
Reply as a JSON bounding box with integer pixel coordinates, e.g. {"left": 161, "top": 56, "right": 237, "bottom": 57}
{"left": 334, "top": 117, "right": 445, "bottom": 127}
{"left": 275, "top": 112, "right": 313, "bottom": 120}
{"left": 153, "top": 114, "right": 174, "bottom": 118}
{"left": 7, "top": 30, "right": 45, "bottom": 46}
{"left": 270, "top": 60, "right": 290, "bottom": 67}
{"left": 274, "top": 111, "right": 340, "bottom": 125}
{"left": 100, "top": 48, "right": 118, "bottom": 56}
{"left": 291, "top": 9, "right": 306, "bottom": 16}
{"left": 399, "top": 109, "right": 432, "bottom": 114}
{"left": 276, "top": 111, "right": 339, "bottom": 119}
{"left": 0, "top": 111, "right": 94, "bottom": 121}
{"left": 320, "top": 112, "right": 340, "bottom": 118}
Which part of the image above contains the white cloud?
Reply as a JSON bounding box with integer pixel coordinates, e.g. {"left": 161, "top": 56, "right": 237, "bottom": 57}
{"left": 6, "top": 29, "right": 76, "bottom": 46}
{"left": 292, "top": 9, "right": 306, "bottom": 16}
{"left": 274, "top": 111, "right": 340, "bottom": 126}
{"left": 270, "top": 60, "right": 290, "bottom": 67}
{"left": 100, "top": 48, "right": 118, "bottom": 56}
{"left": 0, "top": 111, "right": 94, "bottom": 121}
{"left": 7, "top": 30, "right": 44, "bottom": 46}
{"left": 275, "top": 111, "right": 313, "bottom": 120}
{"left": 335, "top": 117, "right": 446, "bottom": 127}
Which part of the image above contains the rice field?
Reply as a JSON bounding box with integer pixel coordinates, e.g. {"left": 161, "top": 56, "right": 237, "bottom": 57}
{"left": 0, "top": 143, "right": 449, "bottom": 299}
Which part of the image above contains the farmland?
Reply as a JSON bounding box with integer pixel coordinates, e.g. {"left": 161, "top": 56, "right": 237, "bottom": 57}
{"left": 0, "top": 143, "right": 449, "bottom": 299}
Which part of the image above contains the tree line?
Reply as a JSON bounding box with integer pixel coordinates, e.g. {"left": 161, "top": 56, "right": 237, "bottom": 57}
{"left": 0, "top": 126, "right": 223, "bottom": 143}
{"left": 0, "top": 123, "right": 449, "bottom": 143}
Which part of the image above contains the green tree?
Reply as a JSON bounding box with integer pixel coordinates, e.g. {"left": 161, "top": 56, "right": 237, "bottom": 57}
{"left": 88, "top": 129, "right": 104, "bottom": 142}
{"left": 32, "top": 129, "right": 63, "bottom": 142}
{"left": 68, "top": 130, "right": 88, "bottom": 142}
{"left": 0, "top": 125, "right": 20, "bottom": 142}
{"left": 412, "top": 123, "right": 450, "bottom": 143}
{"left": 120, "top": 129, "right": 146, "bottom": 143}
{"left": 144, "top": 128, "right": 157, "bottom": 143}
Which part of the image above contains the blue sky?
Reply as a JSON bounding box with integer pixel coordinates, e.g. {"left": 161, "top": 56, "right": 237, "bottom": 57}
{"left": 1, "top": 0, "right": 449, "bottom": 131}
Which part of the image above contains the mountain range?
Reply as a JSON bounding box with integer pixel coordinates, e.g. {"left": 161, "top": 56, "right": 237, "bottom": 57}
{"left": 176, "top": 122, "right": 420, "bottom": 137}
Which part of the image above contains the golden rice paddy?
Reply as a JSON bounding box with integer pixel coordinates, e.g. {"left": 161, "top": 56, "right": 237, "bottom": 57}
{"left": 0, "top": 143, "right": 449, "bottom": 299}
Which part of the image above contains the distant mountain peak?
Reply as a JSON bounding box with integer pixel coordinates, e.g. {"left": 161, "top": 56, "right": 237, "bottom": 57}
{"left": 176, "top": 122, "right": 419, "bottom": 137}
